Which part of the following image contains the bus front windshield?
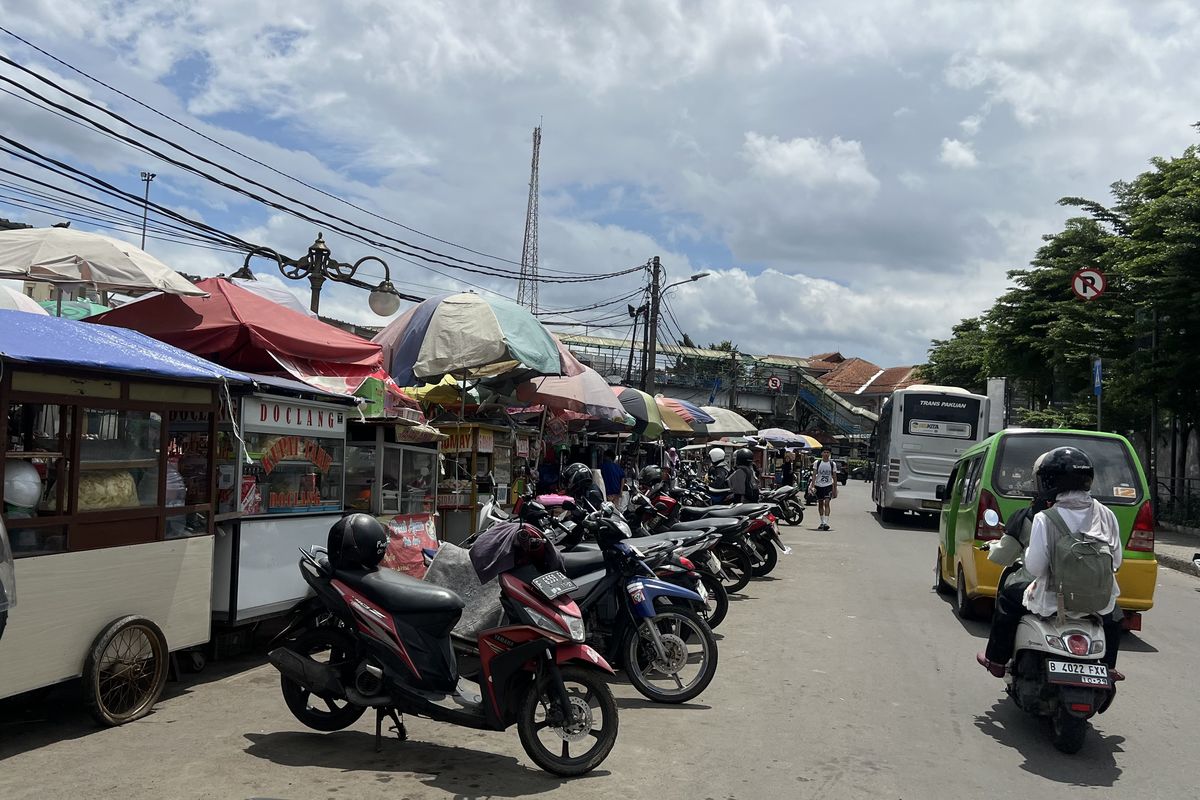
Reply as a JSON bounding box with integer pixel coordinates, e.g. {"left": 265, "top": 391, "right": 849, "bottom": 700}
{"left": 902, "top": 394, "right": 981, "bottom": 440}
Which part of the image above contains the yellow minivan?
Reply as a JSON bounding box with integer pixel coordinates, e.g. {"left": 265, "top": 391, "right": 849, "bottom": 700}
{"left": 934, "top": 428, "right": 1157, "bottom": 626}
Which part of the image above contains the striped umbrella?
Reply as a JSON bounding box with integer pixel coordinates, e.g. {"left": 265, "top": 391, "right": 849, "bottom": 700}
{"left": 655, "top": 395, "right": 716, "bottom": 425}
{"left": 612, "top": 386, "right": 665, "bottom": 440}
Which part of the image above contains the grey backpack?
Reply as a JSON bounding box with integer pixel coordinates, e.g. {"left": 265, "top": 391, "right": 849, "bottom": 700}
{"left": 1043, "top": 507, "right": 1115, "bottom": 614}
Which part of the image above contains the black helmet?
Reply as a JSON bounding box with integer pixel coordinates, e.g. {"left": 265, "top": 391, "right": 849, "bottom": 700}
{"left": 734, "top": 447, "right": 754, "bottom": 466}
{"left": 327, "top": 513, "right": 387, "bottom": 570}
{"left": 562, "top": 462, "right": 594, "bottom": 496}
{"left": 1035, "top": 447, "right": 1094, "bottom": 497}
{"left": 638, "top": 465, "right": 663, "bottom": 487}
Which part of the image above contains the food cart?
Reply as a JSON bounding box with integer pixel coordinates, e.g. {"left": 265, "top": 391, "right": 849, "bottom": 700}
{"left": 210, "top": 378, "right": 357, "bottom": 625}
{"left": 435, "top": 421, "right": 521, "bottom": 543}
{"left": 0, "top": 311, "right": 247, "bottom": 725}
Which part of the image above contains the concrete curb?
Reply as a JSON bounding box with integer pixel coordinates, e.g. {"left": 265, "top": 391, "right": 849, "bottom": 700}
{"left": 1157, "top": 550, "right": 1200, "bottom": 578}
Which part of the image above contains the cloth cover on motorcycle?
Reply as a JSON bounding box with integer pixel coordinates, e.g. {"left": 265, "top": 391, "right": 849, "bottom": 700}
{"left": 469, "top": 522, "right": 566, "bottom": 584}
{"left": 1043, "top": 506, "right": 1115, "bottom": 614}
{"left": 424, "top": 542, "right": 504, "bottom": 640}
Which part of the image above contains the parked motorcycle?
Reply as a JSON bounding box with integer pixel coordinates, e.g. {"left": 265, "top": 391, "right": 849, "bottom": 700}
{"left": 268, "top": 514, "right": 619, "bottom": 776}
{"left": 762, "top": 483, "right": 804, "bottom": 526}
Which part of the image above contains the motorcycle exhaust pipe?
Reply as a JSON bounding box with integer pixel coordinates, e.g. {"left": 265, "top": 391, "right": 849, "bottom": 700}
{"left": 268, "top": 647, "right": 347, "bottom": 698}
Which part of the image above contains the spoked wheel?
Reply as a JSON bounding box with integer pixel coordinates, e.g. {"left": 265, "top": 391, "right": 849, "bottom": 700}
{"left": 280, "top": 627, "right": 366, "bottom": 731}
{"left": 714, "top": 543, "right": 752, "bottom": 593}
{"left": 751, "top": 539, "right": 779, "bottom": 577}
{"left": 518, "top": 666, "right": 619, "bottom": 776}
{"left": 623, "top": 608, "right": 718, "bottom": 704}
{"left": 84, "top": 616, "right": 169, "bottom": 726}
{"left": 1051, "top": 707, "right": 1089, "bottom": 754}
{"left": 699, "top": 573, "right": 729, "bottom": 629}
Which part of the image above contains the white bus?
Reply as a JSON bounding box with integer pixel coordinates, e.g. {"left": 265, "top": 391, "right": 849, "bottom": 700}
{"left": 871, "top": 385, "right": 990, "bottom": 523}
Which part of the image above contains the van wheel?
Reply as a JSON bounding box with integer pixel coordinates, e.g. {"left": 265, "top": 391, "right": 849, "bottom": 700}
{"left": 955, "top": 566, "right": 975, "bottom": 620}
{"left": 934, "top": 550, "right": 952, "bottom": 595}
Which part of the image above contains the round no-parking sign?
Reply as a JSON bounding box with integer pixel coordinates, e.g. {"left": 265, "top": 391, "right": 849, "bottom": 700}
{"left": 1071, "top": 268, "right": 1107, "bottom": 301}
{"left": 767, "top": 376, "right": 782, "bottom": 391}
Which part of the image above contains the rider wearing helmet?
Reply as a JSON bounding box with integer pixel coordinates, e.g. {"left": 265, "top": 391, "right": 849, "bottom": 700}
{"left": 978, "top": 447, "right": 1124, "bottom": 679}
{"left": 707, "top": 447, "right": 730, "bottom": 490}
{"left": 728, "top": 447, "right": 760, "bottom": 503}
{"left": 562, "top": 462, "right": 605, "bottom": 512}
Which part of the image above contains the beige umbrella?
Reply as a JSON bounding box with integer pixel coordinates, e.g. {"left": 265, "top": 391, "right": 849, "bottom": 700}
{"left": 0, "top": 228, "right": 205, "bottom": 296}
{"left": 0, "top": 283, "right": 50, "bottom": 315}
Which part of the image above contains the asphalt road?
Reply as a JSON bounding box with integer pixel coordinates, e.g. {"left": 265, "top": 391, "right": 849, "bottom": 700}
{"left": 2, "top": 482, "right": 1198, "bottom": 799}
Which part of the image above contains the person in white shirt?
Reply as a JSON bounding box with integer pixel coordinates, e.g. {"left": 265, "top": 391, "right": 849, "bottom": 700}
{"left": 812, "top": 449, "right": 838, "bottom": 531}
{"left": 978, "top": 447, "right": 1125, "bottom": 679}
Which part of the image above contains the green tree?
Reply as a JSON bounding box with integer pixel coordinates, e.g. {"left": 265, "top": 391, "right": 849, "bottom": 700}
{"left": 922, "top": 317, "right": 989, "bottom": 392}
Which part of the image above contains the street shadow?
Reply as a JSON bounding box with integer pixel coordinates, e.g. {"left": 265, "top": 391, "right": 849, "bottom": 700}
{"left": 871, "top": 510, "right": 940, "bottom": 532}
{"left": 1116, "top": 633, "right": 1159, "bottom": 654}
{"left": 935, "top": 591, "right": 991, "bottom": 638}
{"left": 726, "top": 593, "right": 760, "bottom": 603}
{"left": 614, "top": 697, "right": 711, "bottom": 711}
{"left": 243, "top": 730, "right": 604, "bottom": 796}
{"left": 973, "top": 699, "right": 1124, "bottom": 786}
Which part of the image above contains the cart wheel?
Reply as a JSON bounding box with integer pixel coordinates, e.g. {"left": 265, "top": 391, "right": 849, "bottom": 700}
{"left": 83, "top": 615, "right": 169, "bottom": 727}
{"left": 186, "top": 650, "right": 207, "bottom": 673}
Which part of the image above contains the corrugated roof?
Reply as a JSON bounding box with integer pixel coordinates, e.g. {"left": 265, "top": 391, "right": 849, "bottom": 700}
{"left": 819, "top": 357, "right": 884, "bottom": 393}
{"left": 557, "top": 333, "right": 809, "bottom": 367}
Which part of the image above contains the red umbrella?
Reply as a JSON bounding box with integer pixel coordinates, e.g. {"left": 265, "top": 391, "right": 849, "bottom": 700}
{"left": 87, "top": 277, "right": 389, "bottom": 396}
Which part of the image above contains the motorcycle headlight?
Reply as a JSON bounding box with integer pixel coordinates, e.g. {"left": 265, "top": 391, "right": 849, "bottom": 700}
{"left": 526, "top": 607, "right": 569, "bottom": 639}
{"left": 564, "top": 614, "right": 587, "bottom": 642}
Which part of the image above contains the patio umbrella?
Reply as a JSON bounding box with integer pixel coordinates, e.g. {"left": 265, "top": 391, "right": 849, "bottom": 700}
{"left": 516, "top": 367, "right": 627, "bottom": 422}
{"left": 756, "top": 427, "right": 810, "bottom": 447}
{"left": 696, "top": 406, "right": 757, "bottom": 437}
{"left": 37, "top": 299, "right": 110, "bottom": 319}
{"left": 229, "top": 277, "right": 315, "bottom": 317}
{"left": 409, "top": 375, "right": 481, "bottom": 406}
{"left": 374, "top": 292, "right": 568, "bottom": 386}
{"left": 0, "top": 285, "right": 49, "bottom": 315}
{"left": 796, "top": 434, "right": 824, "bottom": 449}
{"left": 0, "top": 228, "right": 205, "bottom": 296}
{"left": 655, "top": 395, "right": 716, "bottom": 425}
{"left": 612, "top": 386, "right": 665, "bottom": 440}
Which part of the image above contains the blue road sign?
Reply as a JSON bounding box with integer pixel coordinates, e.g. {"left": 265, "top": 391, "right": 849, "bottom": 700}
{"left": 1093, "top": 357, "right": 1102, "bottom": 397}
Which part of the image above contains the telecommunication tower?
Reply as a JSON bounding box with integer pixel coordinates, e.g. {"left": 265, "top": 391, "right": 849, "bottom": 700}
{"left": 517, "top": 126, "right": 541, "bottom": 312}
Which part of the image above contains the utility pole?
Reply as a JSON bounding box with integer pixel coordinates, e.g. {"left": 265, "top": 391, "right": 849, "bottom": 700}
{"left": 644, "top": 256, "right": 661, "bottom": 395}
{"left": 139, "top": 171, "right": 156, "bottom": 250}
{"left": 729, "top": 349, "right": 739, "bottom": 409}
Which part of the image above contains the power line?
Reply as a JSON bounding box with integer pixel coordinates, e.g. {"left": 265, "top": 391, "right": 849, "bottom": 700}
{"left": 534, "top": 285, "right": 646, "bottom": 316}
{"left": 0, "top": 24, "right": 602, "bottom": 275}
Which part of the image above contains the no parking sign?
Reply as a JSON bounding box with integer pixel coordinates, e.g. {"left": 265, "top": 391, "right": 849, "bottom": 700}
{"left": 1071, "top": 268, "right": 1107, "bottom": 301}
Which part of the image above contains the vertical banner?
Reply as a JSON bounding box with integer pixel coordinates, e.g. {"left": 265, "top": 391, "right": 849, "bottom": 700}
{"left": 379, "top": 512, "right": 440, "bottom": 578}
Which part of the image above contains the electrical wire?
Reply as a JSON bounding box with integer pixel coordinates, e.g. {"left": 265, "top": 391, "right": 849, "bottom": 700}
{"left": 0, "top": 24, "right": 600, "bottom": 276}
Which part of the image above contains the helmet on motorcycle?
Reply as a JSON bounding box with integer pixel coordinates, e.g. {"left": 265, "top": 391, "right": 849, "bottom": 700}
{"left": 708, "top": 447, "right": 726, "bottom": 465}
{"left": 734, "top": 447, "right": 754, "bottom": 466}
{"left": 638, "top": 465, "right": 663, "bottom": 487}
{"left": 3, "top": 460, "right": 43, "bottom": 510}
{"left": 562, "top": 462, "right": 594, "bottom": 497}
{"left": 1035, "top": 447, "right": 1094, "bottom": 497}
{"left": 326, "top": 512, "right": 387, "bottom": 570}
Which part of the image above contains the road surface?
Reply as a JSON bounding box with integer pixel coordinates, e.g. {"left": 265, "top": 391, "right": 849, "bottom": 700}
{"left": 2, "top": 481, "right": 1197, "bottom": 799}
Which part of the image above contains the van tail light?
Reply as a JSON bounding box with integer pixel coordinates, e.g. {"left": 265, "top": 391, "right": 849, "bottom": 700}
{"left": 976, "top": 489, "right": 1005, "bottom": 541}
{"left": 1129, "top": 501, "right": 1155, "bottom": 552}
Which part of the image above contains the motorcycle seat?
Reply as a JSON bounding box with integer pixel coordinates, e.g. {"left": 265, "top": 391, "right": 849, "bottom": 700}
{"left": 679, "top": 505, "right": 734, "bottom": 521}
{"left": 335, "top": 567, "right": 464, "bottom": 615}
{"left": 559, "top": 548, "right": 607, "bottom": 580}
{"left": 667, "top": 517, "right": 741, "bottom": 532}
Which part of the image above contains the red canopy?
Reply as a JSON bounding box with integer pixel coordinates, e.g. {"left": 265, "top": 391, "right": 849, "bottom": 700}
{"left": 87, "top": 277, "right": 382, "bottom": 377}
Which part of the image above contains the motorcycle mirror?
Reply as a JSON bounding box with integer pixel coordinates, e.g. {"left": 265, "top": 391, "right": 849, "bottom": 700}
{"left": 983, "top": 508, "right": 1000, "bottom": 528}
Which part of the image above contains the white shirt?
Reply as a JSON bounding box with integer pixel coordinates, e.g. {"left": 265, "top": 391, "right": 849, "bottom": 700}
{"left": 1023, "top": 495, "right": 1122, "bottom": 616}
{"left": 813, "top": 459, "right": 837, "bottom": 488}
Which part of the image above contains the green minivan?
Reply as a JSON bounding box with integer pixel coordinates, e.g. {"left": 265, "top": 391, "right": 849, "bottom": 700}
{"left": 934, "top": 428, "right": 1157, "bottom": 623}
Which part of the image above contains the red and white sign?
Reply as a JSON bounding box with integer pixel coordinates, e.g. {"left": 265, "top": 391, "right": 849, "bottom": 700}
{"left": 1071, "top": 268, "right": 1107, "bottom": 302}
{"left": 242, "top": 396, "right": 347, "bottom": 435}
{"left": 767, "top": 376, "right": 782, "bottom": 391}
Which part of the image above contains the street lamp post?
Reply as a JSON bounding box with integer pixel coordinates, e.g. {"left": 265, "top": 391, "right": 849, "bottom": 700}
{"left": 139, "top": 171, "right": 156, "bottom": 250}
{"left": 644, "top": 256, "right": 710, "bottom": 395}
{"left": 232, "top": 233, "right": 419, "bottom": 316}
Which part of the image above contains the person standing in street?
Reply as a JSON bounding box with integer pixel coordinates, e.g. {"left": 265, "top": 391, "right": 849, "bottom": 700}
{"left": 813, "top": 448, "right": 838, "bottom": 530}
{"left": 599, "top": 450, "right": 625, "bottom": 506}
{"left": 781, "top": 451, "right": 796, "bottom": 487}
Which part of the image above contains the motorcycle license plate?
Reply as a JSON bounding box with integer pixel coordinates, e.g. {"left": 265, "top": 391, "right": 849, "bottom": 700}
{"left": 695, "top": 581, "right": 708, "bottom": 601}
{"left": 1046, "top": 660, "right": 1111, "bottom": 687}
{"left": 532, "top": 571, "right": 577, "bottom": 600}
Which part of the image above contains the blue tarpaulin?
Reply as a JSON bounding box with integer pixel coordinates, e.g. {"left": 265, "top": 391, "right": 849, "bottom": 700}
{"left": 0, "top": 309, "right": 249, "bottom": 384}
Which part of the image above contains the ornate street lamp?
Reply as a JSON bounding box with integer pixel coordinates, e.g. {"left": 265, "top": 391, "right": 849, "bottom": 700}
{"left": 231, "top": 233, "right": 417, "bottom": 316}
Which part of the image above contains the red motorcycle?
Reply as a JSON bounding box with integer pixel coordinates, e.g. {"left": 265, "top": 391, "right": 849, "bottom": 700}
{"left": 268, "top": 514, "right": 619, "bottom": 777}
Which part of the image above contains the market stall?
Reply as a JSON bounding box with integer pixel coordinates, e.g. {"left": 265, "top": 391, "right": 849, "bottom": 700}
{"left": 435, "top": 421, "right": 524, "bottom": 543}
{"left": 0, "top": 311, "right": 247, "bottom": 725}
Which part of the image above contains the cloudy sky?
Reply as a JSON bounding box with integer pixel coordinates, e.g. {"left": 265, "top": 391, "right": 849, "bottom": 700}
{"left": 1, "top": 0, "right": 1198, "bottom": 367}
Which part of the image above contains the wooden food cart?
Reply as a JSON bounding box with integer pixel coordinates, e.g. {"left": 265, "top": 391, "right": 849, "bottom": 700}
{"left": 0, "top": 312, "right": 246, "bottom": 725}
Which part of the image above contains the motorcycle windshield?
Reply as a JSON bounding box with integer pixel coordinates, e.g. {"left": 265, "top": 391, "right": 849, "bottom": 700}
{"left": 0, "top": 518, "right": 14, "bottom": 611}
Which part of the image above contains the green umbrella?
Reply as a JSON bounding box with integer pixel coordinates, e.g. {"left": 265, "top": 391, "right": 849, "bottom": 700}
{"left": 38, "top": 299, "right": 112, "bottom": 320}
{"left": 612, "top": 386, "right": 665, "bottom": 440}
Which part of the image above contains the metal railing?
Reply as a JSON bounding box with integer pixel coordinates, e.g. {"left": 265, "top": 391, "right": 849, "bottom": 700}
{"left": 1155, "top": 476, "right": 1200, "bottom": 527}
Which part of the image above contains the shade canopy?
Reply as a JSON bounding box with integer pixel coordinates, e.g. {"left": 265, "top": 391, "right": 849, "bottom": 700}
{"left": 655, "top": 395, "right": 715, "bottom": 425}
{"left": 612, "top": 386, "right": 665, "bottom": 440}
{"left": 756, "top": 428, "right": 811, "bottom": 447}
{"left": 87, "top": 277, "right": 383, "bottom": 389}
{"left": 374, "top": 292, "right": 570, "bottom": 385}
{"left": 696, "top": 406, "right": 757, "bottom": 437}
{"left": 516, "top": 367, "right": 627, "bottom": 422}
{"left": 0, "top": 228, "right": 205, "bottom": 296}
{"left": 0, "top": 309, "right": 248, "bottom": 384}
{"left": 0, "top": 285, "right": 49, "bottom": 315}
{"left": 229, "top": 277, "right": 315, "bottom": 317}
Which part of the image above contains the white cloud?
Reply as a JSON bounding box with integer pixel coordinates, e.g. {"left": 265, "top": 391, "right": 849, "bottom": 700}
{"left": 939, "top": 138, "right": 978, "bottom": 169}
{"left": 959, "top": 114, "right": 984, "bottom": 136}
{"left": 742, "top": 132, "right": 880, "bottom": 194}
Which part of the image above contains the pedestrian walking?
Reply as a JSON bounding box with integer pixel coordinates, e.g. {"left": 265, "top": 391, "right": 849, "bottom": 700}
{"left": 599, "top": 449, "right": 625, "bottom": 506}
{"left": 781, "top": 451, "right": 796, "bottom": 487}
{"left": 813, "top": 448, "right": 838, "bottom": 530}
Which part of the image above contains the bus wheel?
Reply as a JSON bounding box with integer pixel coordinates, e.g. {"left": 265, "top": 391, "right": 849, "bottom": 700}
{"left": 934, "top": 550, "right": 952, "bottom": 595}
{"left": 84, "top": 615, "right": 169, "bottom": 727}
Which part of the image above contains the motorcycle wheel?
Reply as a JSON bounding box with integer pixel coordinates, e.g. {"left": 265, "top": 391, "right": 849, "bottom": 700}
{"left": 698, "top": 573, "right": 729, "bottom": 629}
{"left": 517, "top": 666, "right": 619, "bottom": 776}
{"left": 786, "top": 501, "right": 804, "bottom": 526}
{"left": 623, "top": 608, "right": 717, "bottom": 704}
{"left": 1051, "top": 707, "right": 1089, "bottom": 754}
{"left": 279, "top": 627, "right": 366, "bottom": 732}
{"left": 713, "top": 543, "right": 752, "bottom": 593}
{"left": 751, "top": 539, "right": 779, "bottom": 577}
